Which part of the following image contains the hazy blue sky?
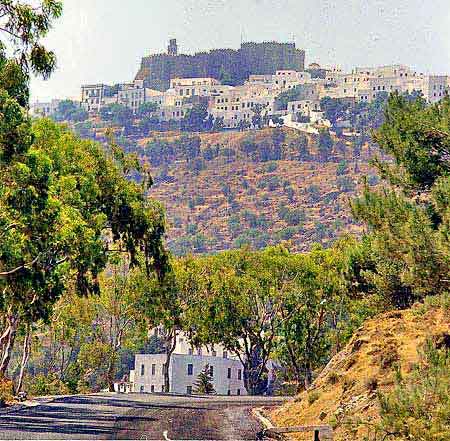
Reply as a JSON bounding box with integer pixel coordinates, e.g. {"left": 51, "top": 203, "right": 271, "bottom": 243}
{"left": 30, "top": 0, "right": 450, "bottom": 101}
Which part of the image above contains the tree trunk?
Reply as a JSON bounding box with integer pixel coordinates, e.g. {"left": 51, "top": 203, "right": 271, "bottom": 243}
{"left": 15, "top": 325, "right": 32, "bottom": 394}
{"left": 0, "top": 315, "right": 19, "bottom": 376}
{"left": 107, "top": 358, "right": 116, "bottom": 392}
{"left": 304, "top": 360, "right": 313, "bottom": 390}
{"left": 163, "top": 332, "right": 176, "bottom": 393}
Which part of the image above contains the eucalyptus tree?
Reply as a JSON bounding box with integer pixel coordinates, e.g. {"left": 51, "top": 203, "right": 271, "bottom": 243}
{"left": 0, "top": 1, "right": 168, "bottom": 382}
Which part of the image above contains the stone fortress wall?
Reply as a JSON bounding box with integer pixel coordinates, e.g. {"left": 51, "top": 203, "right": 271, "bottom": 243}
{"left": 135, "top": 41, "right": 305, "bottom": 91}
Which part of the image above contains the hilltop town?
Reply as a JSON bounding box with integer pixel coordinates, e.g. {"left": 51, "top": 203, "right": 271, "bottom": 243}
{"left": 29, "top": 40, "right": 450, "bottom": 255}
{"left": 32, "top": 39, "right": 449, "bottom": 132}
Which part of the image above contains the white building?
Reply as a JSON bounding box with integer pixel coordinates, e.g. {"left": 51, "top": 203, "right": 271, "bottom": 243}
{"left": 30, "top": 99, "right": 62, "bottom": 117}
{"left": 132, "top": 331, "right": 247, "bottom": 396}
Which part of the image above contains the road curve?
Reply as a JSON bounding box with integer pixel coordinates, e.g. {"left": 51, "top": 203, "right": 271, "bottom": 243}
{"left": 0, "top": 393, "right": 288, "bottom": 440}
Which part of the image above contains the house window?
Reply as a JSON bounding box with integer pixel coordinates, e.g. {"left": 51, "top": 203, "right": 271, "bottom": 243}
{"left": 151, "top": 364, "right": 156, "bottom": 375}
{"left": 237, "top": 389, "right": 241, "bottom": 396}
{"left": 223, "top": 351, "right": 228, "bottom": 359}
{"left": 227, "top": 390, "right": 231, "bottom": 396}
{"left": 187, "top": 364, "right": 194, "bottom": 376}
{"left": 151, "top": 385, "right": 155, "bottom": 393}
{"left": 140, "top": 385, "right": 144, "bottom": 393}
{"left": 140, "top": 364, "right": 145, "bottom": 376}
{"left": 187, "top": 386, "right": 193, "bottom": 395}
{"left": 238, "top": 369, "right": 242, "bottom": 380}
{"left": 227, "top": 368, "right": 231, "bottom": 379}
{"left": 209, "top": 366, "right": 214, "bottom": 377}
{"left": 188, "top": 348, "right": 193, "bottom": 355}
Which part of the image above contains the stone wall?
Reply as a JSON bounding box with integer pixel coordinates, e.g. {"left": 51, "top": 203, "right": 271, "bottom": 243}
{"left": 135, "top": 42, "right": 305, "bottom": 91}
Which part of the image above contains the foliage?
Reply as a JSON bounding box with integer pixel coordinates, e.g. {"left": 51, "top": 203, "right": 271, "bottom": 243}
{"left": 0, "top": 1, "right": 62, "bottom": 79}
{"left": 136, "top": 102, "right": 158, "bottom": 119}
{"left": 275, "top": 87, "right": 302, "bottom": 111}
{"left": 194, "top": 364, "right": 215, "bottom": 395}
{"left": 100, "top": 103, "right": 133, "bottom": 127}
{"left": 181, "top": 103, "right": 209, "bottom": 132}
{"left": 317, "top": 129, "right": 334, "bottom": 162}
{"left": 376, "top": 340, "right": 450, "bottom": 441}
{"left": 352, "top": 95, "right": 450, "bottom": 307}
{"left": 0, "top": 377, "right": 13, "bottom": 406}
{"left": 26, "top": 372, "right": 69, "bottom": 397}
{"left": 53, "top": 100, "right": 88, "bottom": 122}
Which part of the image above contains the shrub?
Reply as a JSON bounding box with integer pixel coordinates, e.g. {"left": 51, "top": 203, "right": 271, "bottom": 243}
{"left": 278, "top": 205, "right": 306, "bottom": 226}
{"left": 0, "top": 377, "right": 13, "bottom": 407}
{"left": 307, "top": 390, "right": 320, "bottom": 405}
{"left": 328, "top": 371, "right": 340, "bottom": 385}
{"left": 336, "top": 175, "right": 356, "bottom": 192}
{"left": 285, "top": 186, "right": 295, "bottom": 202}
{"left": 377, "top": 341, "right": 450, "bottom": 440}
{"left": 306, "top": 184, "right": 321, "bottom": 202}
{"left": 365, "top": 376, "right": 378, "bottom": 392}
{"left": 264, "top": 162, "right": 278, "bottom": 173}
{"left": 336, "top": 160, "right": 348, "bottom": 176}
{"left": 367, "top": 174, "right": 379, "bottom": 186}
{"left": 26, "top": 373, "right": 69, "bottom": 398}
{"left": 186, "top": 223, "right": 198, "bottom": 235}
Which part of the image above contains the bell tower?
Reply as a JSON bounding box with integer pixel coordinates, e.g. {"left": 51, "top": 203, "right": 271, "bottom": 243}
{"left": 168, "top": 39, "right": 178, "bottom": 56}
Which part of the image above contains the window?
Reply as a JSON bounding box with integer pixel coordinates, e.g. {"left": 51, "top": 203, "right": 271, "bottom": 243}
{"left": 227, "top": 390, "right": 231, "bottom": 396}
{"left": 162, "top": 385, "right": 165, "bottom": 392}
{"left": 227, "top": 368, "right": 231, "bottom": 379}
{"left": 187, "top": 386, "right": 192, "bottom": 395}
{"left": 212, "top": 350, "right": 217, "bottom": 357}
{"left": 238, "top": 369, "right": 242, "bottom": 380}
{"left": 151, "top": 364, "right": 156, "bottom": 375}
{"left": 151, "top": 385, "right": 155, "bottom": 393}
{"left": 223, "top": 351, "right": 228, "bottom": 359}
{"left": 237, "top": 389, "right": 241, "bottom": 396}
{"left": 187, "top": 364, "right": 194, "bottom": 375}
{"left": 140, "top": 385, "right": 144, "bottom": 393}
{"left": 140, "top": 364, "right": 145, "bottom": 376}
{"left": 188, "top": 348, "right": 193, "bottom": 355}
{"left": 209, "top": 366, "right": 214, "bottom": 377}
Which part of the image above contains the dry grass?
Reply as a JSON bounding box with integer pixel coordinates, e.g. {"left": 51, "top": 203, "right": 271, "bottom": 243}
{"left": 271, "top": 303, "right": 450, "bottom": 441}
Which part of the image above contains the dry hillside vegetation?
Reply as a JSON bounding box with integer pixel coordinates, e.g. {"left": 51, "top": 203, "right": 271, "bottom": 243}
{"left": 271, "top": 301, "right": 450, "bottom": 441}
{"left": 141, "top": 128, "right": 377, "bottom": 254}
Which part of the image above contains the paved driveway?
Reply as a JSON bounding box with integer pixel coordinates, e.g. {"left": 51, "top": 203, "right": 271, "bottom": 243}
{"left": 0, "top": 393, "right": 288, "bottom": 440}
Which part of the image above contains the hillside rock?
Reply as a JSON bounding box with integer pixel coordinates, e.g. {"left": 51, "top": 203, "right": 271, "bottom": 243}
{"left": 271, "top": 303, "right": 450, "bottom": 440}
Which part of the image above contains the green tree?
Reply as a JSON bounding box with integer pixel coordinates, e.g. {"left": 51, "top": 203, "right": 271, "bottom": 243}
{"left": 317, "top": 129, "right": 333, "bottom": 162}
{"left": 100, "top": 103, "right": 133, "bottom": 127}
{"left": 53, "top": 100, "right": 87, "bottom": 122}
{"left": 275, "top": 247, "right": 347, "bottom": 388}
{"left": 377, "top": 340, "right": 450, "bottom": 441}
{"left": 136, "top": 102, "right": 158, "bottom": 119}
{"left": 194, "top": 364, "right": 215, "bottom": 395}
{"left": 181, "top": 103, "right": 208, "bottom": 132}
{"left": 351, "top": 94, "right": 450, "bottom": 307}
{"left": 320, "top": 97, "right": 349, "bottom": 126}
{"left": 180, "top": 248, "right": 289, "bottom": 395}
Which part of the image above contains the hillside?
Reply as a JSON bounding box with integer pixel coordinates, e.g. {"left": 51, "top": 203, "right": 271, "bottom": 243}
{"left": 271, "top": 300, "right": 450, "bottom": 440}
{"left": 136, "top": 127, "right": 378, "bottom": 255}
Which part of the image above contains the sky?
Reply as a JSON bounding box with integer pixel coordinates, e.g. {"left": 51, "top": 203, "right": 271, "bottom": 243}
{"left": 30, "top": 0, "right": 450, "bottom": 102}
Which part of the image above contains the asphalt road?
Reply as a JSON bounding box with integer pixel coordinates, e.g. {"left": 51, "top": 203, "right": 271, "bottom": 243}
{"left": 0, "top": 393, "right": 288, "bottom": 440}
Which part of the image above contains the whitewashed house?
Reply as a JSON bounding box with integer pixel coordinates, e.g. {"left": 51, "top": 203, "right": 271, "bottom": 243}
{"left": 131, "top": 331, "right": 248, "bottom": 396}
